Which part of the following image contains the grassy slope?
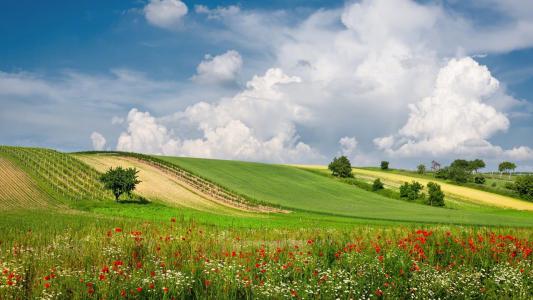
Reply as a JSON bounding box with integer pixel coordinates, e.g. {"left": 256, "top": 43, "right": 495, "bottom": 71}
{"left": 349, "top": 168, "right": 533, "bottom": 211}
{"left": 0, "top": 155, "right": 53, "bottom": 210}
{"left": 159, "top": 156, "right": 533, "bottom": 227}
{"left": 75, "top": 154, "right": 248, "bottom": 215}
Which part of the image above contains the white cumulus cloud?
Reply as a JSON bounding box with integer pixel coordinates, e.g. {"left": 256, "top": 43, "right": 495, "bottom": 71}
{"left": 374, "top": 57, "right": 533, "bottom": 160}
{"left": 90, "top": 132, "right": 107, "bottom": 151}
{"left": 144, "top": 0, "right": 188, "bottom": 29}
{"left": 339, "top": 136, "right": 358, "bottom": 157}
{"left": 114, "top": 68, "right": 321, "bottom": 163}
{"left": 116, "top": 108, "right": 180, "bottom": 155}
{"left": 192, "top": 50, "right": 242, "bottom": 84}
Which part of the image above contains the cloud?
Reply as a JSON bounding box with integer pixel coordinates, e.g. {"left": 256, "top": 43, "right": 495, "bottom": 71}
{"left": 195, "top": 4, "right": 240, "bottom": 19}
{"left": 144, "top": 0, "right": 188, "bottom": 29}
{"left": 339, "top": 136, "right": 358, "bottom": 157}
{"left": 117, "top": 108, "right": 180, "bottom": 155}
{"left": 114, "top": 68, "right": 322, "bottom": 163}
{"left": 192, "top": 50, "right": 242, "bottom": 84}
{"left": 374, "top": 57, "right": 533, "bottom": 160}
{"left": 90, "top": 132, "right": 106, "bottom": 151}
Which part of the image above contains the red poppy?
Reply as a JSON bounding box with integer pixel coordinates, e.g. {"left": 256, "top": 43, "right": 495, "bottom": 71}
{"left": 137, "top": 287, "right": 143, "bottom": 293}
{"left": 44, "top": 282, "right": 51, "bottom": 289}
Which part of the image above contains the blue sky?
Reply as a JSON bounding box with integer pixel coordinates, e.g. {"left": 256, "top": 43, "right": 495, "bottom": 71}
{"left": 1, "top": 0, "right": 532, "bottom": 170}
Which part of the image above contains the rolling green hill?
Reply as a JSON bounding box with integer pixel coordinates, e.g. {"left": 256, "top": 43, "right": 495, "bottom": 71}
{"left": 0, "top": 146, "right": 113, "bottom": 203}
{"left": 159, "top": 156, "right": 533, "bottom": 227}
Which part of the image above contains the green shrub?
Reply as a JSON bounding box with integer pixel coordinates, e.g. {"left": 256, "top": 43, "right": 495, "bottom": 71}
{"left": 513, "top": 175, "right": 533, "bottom": 201}
{"left": 380, "top": 161, "right": 389, "bottom": 170}
{"left": 399, "top": 181, "right": 424, "bottom": 201}
{"left": 372, "top": 178, "right": 384, "bottom": 191}
{"left": 328, "top": 156, "right": 353, "bottom": 178}
{"left": 504, "top": 182, "right": 515, "bottom": 190}
{"left": 427, "top": 182, "right": 445, "bottom": 206}
{"left": 474, "top": 176, "right": 486, "bottom": 185}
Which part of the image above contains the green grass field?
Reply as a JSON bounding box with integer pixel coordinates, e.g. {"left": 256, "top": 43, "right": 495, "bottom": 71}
{"left": 159, "top": 156, "right": 533, "bottom": 227}
{"left": 1, "top": 148, "right": 533, "bottom": 298}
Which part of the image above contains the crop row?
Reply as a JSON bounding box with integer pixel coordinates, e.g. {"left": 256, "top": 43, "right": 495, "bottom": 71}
{"left": 0, "top": 146, "right": 112, "bottom": 201}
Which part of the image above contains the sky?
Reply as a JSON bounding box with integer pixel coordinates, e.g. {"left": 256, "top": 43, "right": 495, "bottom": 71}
{"left": 1, "top": 0, "right": 533, "bottom": 170}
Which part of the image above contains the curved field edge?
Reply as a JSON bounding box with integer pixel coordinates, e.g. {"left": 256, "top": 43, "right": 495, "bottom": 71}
{"left": 75, "top": 151, "right": 285, "bottom": 212}
{"left": 158, "top": 156, "right": 533, "bottom": 227}
{"left": 75, "top": 153, "right": 266, "bottom": 216}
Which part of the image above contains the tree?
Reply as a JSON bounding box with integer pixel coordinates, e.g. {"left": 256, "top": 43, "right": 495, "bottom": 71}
{"left": 448, "top": 166, "right": 470, "bottom": 183}
{"left": 513, "top": 175, "right": 533, "bottom": 201}
{"left": 427, "top": 182, "right": 445, "bottom": 206}
{"left": 328, "top": 156, "right": 353, "bottom": 178}
{"left": 100, "top": 167, "right": 141, "bottom": 202}
{"left": 417, "top": 164, "right": 426, "bottom": 174}
{"left": 372, "top": 178, "right": 384, "bottom": 191}
{"left": 498, "top": 161, "right": 516, "bottom": 179}
{"left": 380, "top": 161, "right": 389, "bottom": 170}
{"left": 450, "top": 159, "right": 470, "bottom": 171}
{"left": 469, "top": 159, "right": 486, "bottom": 173}
{"left": 399, "top": 181, "right": 424, "bottom": 201}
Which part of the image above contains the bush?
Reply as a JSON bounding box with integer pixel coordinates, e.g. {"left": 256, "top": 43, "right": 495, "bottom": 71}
{"left": 328, "top": 156, "right": 353, "bottom": 178}
{"left": 448, "top": 166, "right": 470, "bottom": 183}
{"left": 504, "top": 182, "right": 515, "bottom": 190}
{"left": 474, "top": 175, "right": 486, "bottom": 184}
{"left": 399, "top": 181, "right": 424, "bottom": 201}
{"left": 434, "top": 167, "right": 449, "bottom": 179}
{"left": 372, "top": 178, "right": 384, "bottom": 191}
{"left": 491, "top": 182, "right": 497, "bottom": 187}
{"left": 513, "top": 175, "right": 533, "bottom": 201}
{"left": 427, "top": 182, "right": 445, "bottom": 206}
{"left": 380, "top": 161, "right": 389, "bottom": 170}
{"left": 417, "top": 164, "right": 426, "bottom": 174}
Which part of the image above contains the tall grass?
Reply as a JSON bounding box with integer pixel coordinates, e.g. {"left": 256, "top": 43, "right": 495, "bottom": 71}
{"left": 1, "top": 212, "right": 531, "bottom": 299}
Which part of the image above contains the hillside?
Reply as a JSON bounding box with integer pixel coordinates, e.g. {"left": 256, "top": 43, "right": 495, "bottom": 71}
{"left": 349, "top": 168, "right": 533, "bottom": 211}
{"left": 0, "top": 155, "right": 53, "bottom": 210}
{"left": 75, "top": 153, "right": 261, "bottom": 215}
{"left": 159, "top": 156, "right": 533, "bottom": 226}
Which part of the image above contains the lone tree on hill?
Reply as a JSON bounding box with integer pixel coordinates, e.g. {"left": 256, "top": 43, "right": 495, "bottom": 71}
{"left": 498, "top": 161, "right": 517, "bottom": 179}
{"left": 328, "top": 156, "right": 353, "bottom": 178}
{"left": 417, "top": 164, "right": 426, "bottom": 174}
{"left": 380, "top": 161, "right": 389, "bottom": 170}
{"left": 100, "top": 167, "right": 141, "bottom": 201}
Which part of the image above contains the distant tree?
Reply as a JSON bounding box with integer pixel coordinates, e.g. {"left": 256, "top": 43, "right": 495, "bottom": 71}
{"left": 399, "top": 181, "right": 424, "bottom": 201}
{"left": 380, "top": 161, "right": 389, "bottom": 170}
{"left": 469, "top": 159, "right": 486, "bottom": 173}
{"left": 431, "top": 160, "right": 441, "bottom": 171}
{"left": 448, "top": 166, "right": 470, "bottom": 183}
{"left": 328, "top": 156, "right": 353, "bottom": 178}
{"left": 427, "top": 182, "right": 445, "bottom": 206}
{"left": 417, "top": 164, "right": 426, "bottom": 174}
{"left": 434, "top": 167, "right": 449, "bottom": 179}
{"left": 100, "top": 167, "right": 141, "bottom": 201}
{"left": 498, "top": 161, "right": 517, "bottom": 179}
{"left": 474, "top": 175, "right": 486, "bottom": 185}
{"left": 372, "top": 178, "right": 384, "bottom": 191}
{"left": 513, "top": 175, "right": 533, "bottom": 201}
{"left": 451, "top": 159, "right": 470, "bottom": 170}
